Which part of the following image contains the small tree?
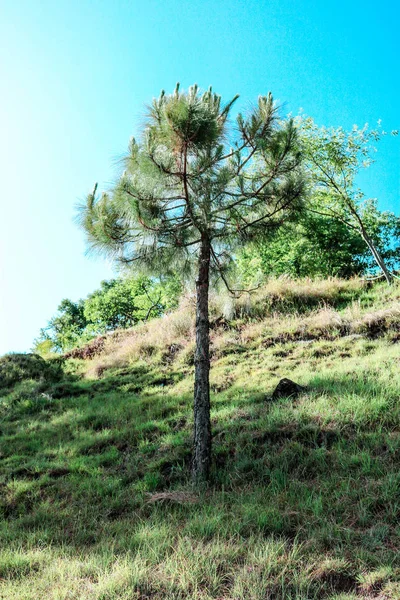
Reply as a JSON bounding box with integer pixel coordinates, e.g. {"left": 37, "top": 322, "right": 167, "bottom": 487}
{"left": 34, "top": 275, "right": 181, "bottom": 354}
{"left": 84, "top": 275, "right": 174, "bottom": 330}
{"left": 237, "top": 200, "right": 400, "bottom": 281}
{"left": 297, "top": 116, "right": 398, "bottom": 283}
{"left": 36, "top": 298, "right": 88, "bottom": 353}
{"left": 78, "top": 84, "right": 304, "bottom": 484}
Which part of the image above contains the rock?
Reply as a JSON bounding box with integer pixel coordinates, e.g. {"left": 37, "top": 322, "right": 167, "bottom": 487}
{"left": 272, "top": 378, "right": 307, "bottom": 400}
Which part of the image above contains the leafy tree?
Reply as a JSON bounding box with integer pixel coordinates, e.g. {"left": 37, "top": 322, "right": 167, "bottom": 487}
{"left": 238, "top": 215, "right": 365, "bottom": 281}
{"left": 78, "top": 84, "right": 304, "bottom": 484}
{"left": 37, "top": 298, "right": 88, "bottom": 353}
{"left": 34, "top": 275, "right": 181, "bottom": 353}
{"left": 297, "top": 116, "right": 399, "bottom": 283}
{"left": 360, "top": 199, "right": 400, "bottom": 271}
{"left": 31, "top": 338, "right": 58, "bottom": 358}
{"left": 84, "top": 275, "right": 170, "bottom": 330}
{"left": 238, "top": 200, "right": 400, "bottom": 281}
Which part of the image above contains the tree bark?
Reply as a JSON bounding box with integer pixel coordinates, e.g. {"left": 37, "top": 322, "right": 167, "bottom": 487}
{"left": 359, "top": 225, "right": 393, "bottom": 284}
{"left": 337, "top": 199, "right": 393, "bottom": 284}
{"left": 192, "top": 235, "right": 212, "bottom": 485}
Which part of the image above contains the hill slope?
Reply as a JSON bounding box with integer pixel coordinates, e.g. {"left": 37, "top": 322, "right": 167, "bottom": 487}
{"left": 1, "top": 278, "right": 400, "bottom": 599}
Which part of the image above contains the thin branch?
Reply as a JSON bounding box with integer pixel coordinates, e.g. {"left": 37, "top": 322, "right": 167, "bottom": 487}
{"left": 210, "top": 245, "right": 261, "bottom": 297}
{"left": 306, "top": 207, "right": 359, "bottom": 231}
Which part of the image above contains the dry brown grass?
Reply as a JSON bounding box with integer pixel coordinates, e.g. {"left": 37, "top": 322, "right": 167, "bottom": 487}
{"left": 226, "top": 276, "right": 364, "bottom": 320}
{"left": 146, "top": 491, "right": 199, "bottom": 505}
{"left": 81, "top": 278, "right": 400, "bottom": 378}
{"left": 354, "top": 304, "right": 400, "bottom": 335}
{"left": 86, "top": 297, "right": 195, "bottom": 377}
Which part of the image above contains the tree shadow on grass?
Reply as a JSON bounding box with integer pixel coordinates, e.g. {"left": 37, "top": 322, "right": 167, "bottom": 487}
{"left": 0, "top": 365, "right": 399, "bottom": 598}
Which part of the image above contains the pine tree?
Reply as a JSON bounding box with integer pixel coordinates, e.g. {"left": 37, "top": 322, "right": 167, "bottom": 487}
{"left": 78, "top": 84, "right": 304, "bottom": 485}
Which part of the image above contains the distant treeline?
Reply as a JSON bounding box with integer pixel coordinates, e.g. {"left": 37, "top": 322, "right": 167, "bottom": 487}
{"left": 34, "top": 275, "right": 182, "bottom": 354}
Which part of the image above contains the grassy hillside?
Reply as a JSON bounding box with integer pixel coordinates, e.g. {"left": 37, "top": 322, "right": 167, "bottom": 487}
{"left": 1, "top": 278, "right": 400, "bottom": 599}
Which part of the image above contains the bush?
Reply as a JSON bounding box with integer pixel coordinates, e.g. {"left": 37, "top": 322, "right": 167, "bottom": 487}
{"left": 0, "top": 353, "right": 63, "bottom": 392}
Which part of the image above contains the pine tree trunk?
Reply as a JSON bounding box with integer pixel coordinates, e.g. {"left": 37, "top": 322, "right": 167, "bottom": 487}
{"left": 192, "top": 235, "right": 212, "bottom": 486}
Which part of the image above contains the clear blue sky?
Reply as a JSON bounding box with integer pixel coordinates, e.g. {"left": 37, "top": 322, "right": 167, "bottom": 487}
{"left": 0, "top": 0, "right": 399, "bottom": 355}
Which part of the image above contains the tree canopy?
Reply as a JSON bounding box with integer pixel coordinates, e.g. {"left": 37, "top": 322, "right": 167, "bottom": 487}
{"left": 238, "top": 199, "right": 400, "bottom": 282}
{"left": 296, "top": 115, "right": 399, "bottom": 282}
{"left": 78, "top": 84, "right": 304, "bottom": 289}
{"left": 34, "top": 275, "right": 181, "bottom": 354}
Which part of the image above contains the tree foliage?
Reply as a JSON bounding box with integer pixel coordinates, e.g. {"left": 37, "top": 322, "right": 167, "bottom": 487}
{"left": 84, "top": 275, "right": 180, "bottom": 331}
{"left": 296, "top": 115, "right": 399, "bottom": 282}
{"left": 238, "top": 199, "right": 400, "bottom": 281}
{"left": 78, "top": 85, "right": 304, "bottom": 287}
{"left": 34, "top": 275, "right": 181, "bottom": 353}
{"left": 38, "top": 298, "right": 88, "bottom": 353}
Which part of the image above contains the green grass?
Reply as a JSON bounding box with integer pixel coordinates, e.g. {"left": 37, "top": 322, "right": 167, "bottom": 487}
{"left": 1, "top": 279, "right": 400, "bottom": 598}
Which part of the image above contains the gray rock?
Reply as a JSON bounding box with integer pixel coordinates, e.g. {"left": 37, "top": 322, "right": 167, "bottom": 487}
{"left": 272, "top": 378, "right": 307, "bottom": 400}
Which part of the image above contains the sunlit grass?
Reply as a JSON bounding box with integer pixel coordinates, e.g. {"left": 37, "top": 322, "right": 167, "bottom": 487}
{"left": 1, "top": 278, "right": 400, "bottom": 598}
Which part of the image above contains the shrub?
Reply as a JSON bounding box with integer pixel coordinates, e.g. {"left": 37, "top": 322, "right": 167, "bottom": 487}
{"left": 0, "top": 353, "right": 63, "bottom": 392}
